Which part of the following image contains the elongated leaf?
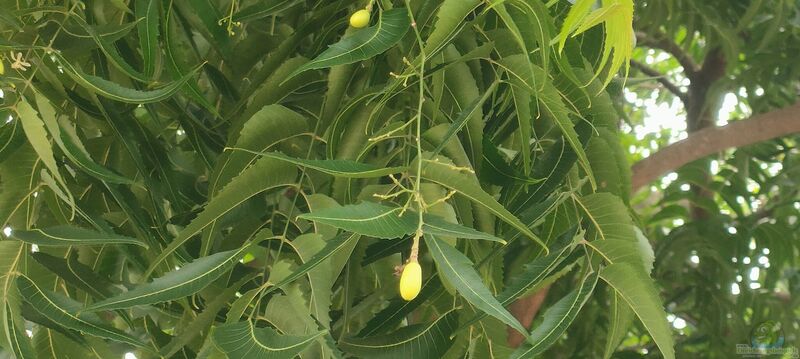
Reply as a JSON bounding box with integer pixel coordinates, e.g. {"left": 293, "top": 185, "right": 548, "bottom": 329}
{"left": 136, "top": 0, "right": 159, "bottom": 78}
{"left": 575, "top": 193, "right": 635, "bottom": 241}
{"left": 499, "top": 55, "right": 596, "bottom": 190}
{"left": 460, "top": 231, "right": 578, "bottom": 329}
{"left": 211, "top": 105, "right": 308, "bottom": 195}
{"left": 340, "top": 310, "right": 458, "bottom": 359}
{"left": 212, "top": 321, "right": 324, "bottom": 359}
{"left": 4, "top": 302, "right": 34, "bottom": 359}
{"left": 53, "top": 52, "right": 199, "bottom": 103}
{"left": 34, "top": 94, "right": 132, "bottom": 184}
{"left": 600, "top": 263, "right": 675, "bottom": 359}
{"left": 418, "top": 156, "right": 548, "bottom": 251}
{"left": 289, "top": 8, "right": 410, "bottom": 77}
{"left": 160, "top": 274, "right": 256, "bottom": 357}
{"left": 233, "top": 0, "right": 302, "bottom": 22}
{"left": 0, "top": 118, "right": 25, "bottom": 164}
{"left": 162, "top": 1, "right": 219, "bottom": 116}
{"left": 251, "top": 151, "right": 406, "bottom": 178}
{"left": 603, "top": 292, "right": 634, "bottom": 359}
{"left": 357, "top": 276, "right": 443, "bottom": 337}
{"left": 299, "top": 201, "right": 501, "bottom": 243}
{"left": 262, "top": 233, "right": 359, "bottom": 297}
{"left": 86, "top": 247, "right": 249, "bottom": 311}
{"left": 510, "top": 270, "right": 599, "bottom": 358}
{"left": 558, "top": 0, "right": 595, "bottom": 52}
{"left": 16, "top": 99, "right": 71, "bottom": 203}
{"left": 559, "top": 0, "right": 633, "bottom": 87}
{"left": 31, "top": 252, "right": 119, "bottom": 299}
{"left": 147, "top": 157, "right": 296, "bottom": 274}
{"left": 423, "top": 215, "right": 506, "bottom": 243}
{"left": 11, "top": 226, "right": 145, "bottom": 247}
{"left": 0, "top": 241, "right": 34, "bottom": 359}
{"left": 70, "top": 17, "right": 147, "bottom": 81}
{"left": 426, "top": 235, "right": 527, "bottom": 335}
{"left": 16, "top": 276, "right": 145, "bottom": 348}
{"left": 424, "top": 0, "right": 481, "bottom": 55}
{"left": 298, "top": 202, "right": 416, "bottom": 239}
{"left": 481, "top": 136, "right": 542, "bottom": 186}
{"left": 430, "top": 81, "right": 498, "bottom": 158}
{"left": 587, "top": 238, "right": 652, "bottom": 272}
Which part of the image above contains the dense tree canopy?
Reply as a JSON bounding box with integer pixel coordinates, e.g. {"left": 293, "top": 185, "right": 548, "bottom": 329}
{"left": 0, "top": 0, "right": 797, "bottom": 358}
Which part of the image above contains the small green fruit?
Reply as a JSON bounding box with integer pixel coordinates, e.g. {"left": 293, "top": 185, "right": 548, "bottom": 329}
{"left": 349, "top": 9, "right": 370, "bottom": 28}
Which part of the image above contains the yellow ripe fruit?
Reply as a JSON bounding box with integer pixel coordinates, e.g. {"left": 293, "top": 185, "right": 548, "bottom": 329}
{"left": 349, "top": 9, "right": 371, "bottom": 28}
{"left": 399, "top": 261, "right": 422, "bottom": 301}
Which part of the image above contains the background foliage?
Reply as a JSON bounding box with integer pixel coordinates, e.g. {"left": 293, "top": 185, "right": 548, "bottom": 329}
{"left": 0, "top": 0, "right": 796, "bottom": 358}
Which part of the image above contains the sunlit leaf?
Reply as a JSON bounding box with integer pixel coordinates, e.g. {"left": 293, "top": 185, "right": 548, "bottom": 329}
{"left": 600, "top": 263, "right": 675, "bottom": 359}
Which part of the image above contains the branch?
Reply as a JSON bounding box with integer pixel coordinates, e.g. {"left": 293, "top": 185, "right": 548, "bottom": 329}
{"left": 630, "top": 59, "right": 688, "bottom": 103}
{"left": 632, "top": 102, "right": 800, "bottom": 190}
{"left": 636, "top": 31, "right": 700, "bottom": 79}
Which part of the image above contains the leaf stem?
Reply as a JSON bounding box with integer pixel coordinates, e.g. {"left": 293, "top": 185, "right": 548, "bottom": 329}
{"left": 405, "top": 2, "right": 425, "bottom": 263}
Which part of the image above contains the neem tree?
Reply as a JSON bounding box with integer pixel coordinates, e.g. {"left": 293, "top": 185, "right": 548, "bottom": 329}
{"left": 621, "top": 0, "right": 800, "bottom": 356}
{"left": 0, "top": 0, "right": 717, "bottom": 358}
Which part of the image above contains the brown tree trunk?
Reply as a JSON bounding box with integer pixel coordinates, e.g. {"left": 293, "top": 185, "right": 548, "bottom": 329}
{"left": 507, "top": 285, "right": 551, "bottom": 347}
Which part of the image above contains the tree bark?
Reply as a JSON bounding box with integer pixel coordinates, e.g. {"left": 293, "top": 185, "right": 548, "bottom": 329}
{"left": 631, "top": 102, "right": 800, "bottom": 190}
{"left": 507, "top": 285, "right": 551, "bottom": 347}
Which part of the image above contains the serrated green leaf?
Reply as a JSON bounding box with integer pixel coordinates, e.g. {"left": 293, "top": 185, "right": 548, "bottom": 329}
{"left": 86, "top": 247, "right": 249, "bottom": 311}
{"left": 248, "top": 151, "right": 406, "bottom": 178}
{"left": 459, "top": 231, "right": 578, "bottom": 330}
{"left": 299, "top": 202, "right": 502, "bottom": 243}
{"left": 211, "top": 105, "right": 308, "bottom": 195}
{"left": 340, "top": 310, "right": 458, "bottom": 359}
{"left": 262, "top": 233, "right": 359, "bottom": 297}
{"left": 600, "top": 263, "right": 675, "bottom": 359}
{"left": 160, "top": 274, "right": 256, "bottom": 357}
{"left": 289, "top": 8, "right": 410, "bottom": 78}
{"left": 430, "top": 81, "right": 498, "bottom": 159}
{"left": 426, "top": 235, "right": 528, "bottom": 336}
{"left": 510, "top": 270, "right": 599, "bottom": 358}
{"left": 212, "top": 321, "right": 324, "bottom": 359}
{"left": 0, "top": 118, "right": 26, "bottom": 164}
{"left": 298, "top": 202, "right": 415, "bottom": 239}
{"left": 16, "top": 276, "right": 145, "bottom": 348}
{"left": 575, "top": 193, "right": 635, "bottom": 241}
{"left": 147, "top": 156, "right": 296, "bottom": 274}
{"left": 34, "top": 94, "right": 132, "bottom": 184}
{"left": 11, "top": 226, "right": 146, "bottom": 247}
{"left": 233, "top": 0, "right": 302, "bottom": 22}
{"left": 136, "top": 0, "right": 159, "bottom": 78}
{"left": 586, "top": 236, "right": 654, "bottom": 273}
{"left": 53, "top": 52, "right": 199, "bottom": 103}
{"left": 31, "top": 252, "right": 119, "bottom": 300}
{"left": 423, "top": 215, "right": 506, "bottom": 243}
{"left": 418, "top": 156, "right": 548, "bottom": 251}
{"left": 16, "top": 98, "right": 72, "bottom": 207}
{"left": 70, "top": 17, "right": 147, "bottom": 82}
{"left": 603, "top": 292, "right": 634, "bottom": 359}
{"left": 424, "top": 0, "right": 481, "bottom": 55}
{"left": 499, "top": 55, "right": 596, "bottom": 190}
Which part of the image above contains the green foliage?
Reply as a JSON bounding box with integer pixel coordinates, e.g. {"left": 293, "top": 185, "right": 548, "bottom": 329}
{"left": 0, "top": 1, "right": 671, "bottom": 358}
